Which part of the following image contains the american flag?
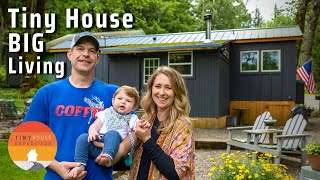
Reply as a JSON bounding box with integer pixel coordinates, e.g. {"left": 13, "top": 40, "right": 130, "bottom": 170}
{"left": 296, "top": 60, "right": 315, "bottom": 93}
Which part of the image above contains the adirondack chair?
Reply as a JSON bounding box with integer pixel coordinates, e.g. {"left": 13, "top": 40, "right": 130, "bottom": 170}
{"left": 241, "top": 114, "right": 308, "bottom": 165}
{"left": 0, "top": 99, "right": 25, "bottom": 123}
{"left": 226, "top": 111, "right": 272, "bottom": 153}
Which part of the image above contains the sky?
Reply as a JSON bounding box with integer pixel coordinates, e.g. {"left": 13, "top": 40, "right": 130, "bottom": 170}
{"left": 245, "top": 0, "right": 289, "bottom": 21}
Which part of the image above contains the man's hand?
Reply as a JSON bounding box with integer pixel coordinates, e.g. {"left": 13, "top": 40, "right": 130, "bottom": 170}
{"left": 49, "top": 160, "right": 86, "bottom": 180}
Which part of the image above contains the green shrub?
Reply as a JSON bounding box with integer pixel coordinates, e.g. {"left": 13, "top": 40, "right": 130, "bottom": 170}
{"left": 0, "top": 88, "right": 20, "bottom": 99}
{"left": 21, "top": 88, "right": 39, "bottom": 99}
{"left": 0, "top": 64, "right": 8, "bottom": 88}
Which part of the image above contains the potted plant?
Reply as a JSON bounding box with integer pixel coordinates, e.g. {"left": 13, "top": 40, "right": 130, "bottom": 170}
{"left": 304, "top": 141, "right": 320, "bottom": 171}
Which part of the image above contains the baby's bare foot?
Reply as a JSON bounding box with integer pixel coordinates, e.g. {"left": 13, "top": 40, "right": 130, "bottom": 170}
{"left": 69, "top": 165, "right": 85, "bottom": 178}
{"left": 100, "top": 154, "right": 112, "bottom": 167}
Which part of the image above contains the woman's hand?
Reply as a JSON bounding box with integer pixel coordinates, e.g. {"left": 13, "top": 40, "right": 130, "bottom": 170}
{"left": 135, "top": 119, "right": 152, "bottom": 143}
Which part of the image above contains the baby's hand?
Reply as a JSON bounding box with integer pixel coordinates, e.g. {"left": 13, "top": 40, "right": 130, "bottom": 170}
{"left": 88, "top": 132, "right": 100, "bottom": 142}
{"left": 137, "top": 119, "right": 151, "bottom": 129}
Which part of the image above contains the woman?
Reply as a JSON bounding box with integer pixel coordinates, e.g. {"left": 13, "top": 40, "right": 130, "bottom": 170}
{"left": 132, "top": 66, "right": 195, "bottom": 180}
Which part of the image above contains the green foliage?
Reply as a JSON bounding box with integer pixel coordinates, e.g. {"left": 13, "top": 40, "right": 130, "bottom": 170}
{"left": 0, "top": 141, "right": 45, "bottom": 179}
{"left": 0, "top": 88, "right": 20, "bottom": 99}
{"left": 304, "top": 141, "right": 320, "bottom": 155}
{"left": 312, "top": 17, "right": 320, "bottom": 92}
{"left": 0, "top": 64, "right": 8, "bottom": 88}
{"left": 21, "top": 88, "right": 39, "bottom": 99}
{"left": 208, "top": 152, "right": 293, "bottom": 180}
{"left": 252, "top": 8, "right": 264, "bottom": 27}
{"left": 261, "top": 3, "right": 296, "bottom": 27}
{"left": 194, "top": 0, "right": 252, "bottom": 30}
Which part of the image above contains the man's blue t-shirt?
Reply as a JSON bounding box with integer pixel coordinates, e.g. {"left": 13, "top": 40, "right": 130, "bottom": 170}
{"left": 23, "top": 78, "right": 118, "bottom": 180}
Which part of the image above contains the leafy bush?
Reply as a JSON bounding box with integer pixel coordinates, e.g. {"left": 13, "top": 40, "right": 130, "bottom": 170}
{"left": 21, "top": 88, "right": 39, "bottom": 99}
{"left": 0, "top": 64, "right": 8, "bottom": 87}
{"left": 208, "top": 151, "right": 293, "bottom": 180}
{"left": 304, "top": 141, "right": 320, "bottom": 155}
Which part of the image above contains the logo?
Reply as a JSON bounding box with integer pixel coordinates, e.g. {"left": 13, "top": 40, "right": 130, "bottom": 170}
{"left": 8, "top": 121, "right": 57, "bottom": 171}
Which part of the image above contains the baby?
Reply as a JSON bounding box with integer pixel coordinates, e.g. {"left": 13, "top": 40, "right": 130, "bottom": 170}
{"left": 70, "top": 85, "right": 139, "bottom": 176}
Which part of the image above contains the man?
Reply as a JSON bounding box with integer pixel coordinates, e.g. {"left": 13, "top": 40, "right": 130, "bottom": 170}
{"left": 23, "top": 31, "right": 132, "bottom": 179}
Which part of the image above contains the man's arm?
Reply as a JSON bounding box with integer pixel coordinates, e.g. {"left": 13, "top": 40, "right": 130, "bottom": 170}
{"left": 48, "top": 159, "right": 87, "bottom": 180}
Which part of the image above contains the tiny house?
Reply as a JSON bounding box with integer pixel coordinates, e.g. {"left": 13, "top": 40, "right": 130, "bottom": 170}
{"left": 49, "top": 26, "right": 302, "bottom": 127}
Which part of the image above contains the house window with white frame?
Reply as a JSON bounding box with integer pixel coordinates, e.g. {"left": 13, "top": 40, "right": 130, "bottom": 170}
{"left": 240, "top": 51, "right": 259, "bottom": 72}
{"left": 261, "top": 50, "right": 281, "bottom": 72}
{"left": 144, "top": 58, "right": 160, "bottom": 84}
{"left": 168, "top": 51, "right": 193, "bottom": 76}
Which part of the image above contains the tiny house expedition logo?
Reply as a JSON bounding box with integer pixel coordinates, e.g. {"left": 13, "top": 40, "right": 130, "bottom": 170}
{"left": 8, "top": 121, "right": 57, "bottom": 171}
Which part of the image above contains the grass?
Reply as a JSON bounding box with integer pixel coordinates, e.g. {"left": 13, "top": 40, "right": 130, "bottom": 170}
{"left": 0, "top": 141, "right": 45, "bottom": 179}
{"left": 0, "top": 88, "right": 25, "bottom": 107}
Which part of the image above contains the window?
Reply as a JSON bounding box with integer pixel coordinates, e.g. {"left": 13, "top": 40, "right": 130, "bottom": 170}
{"left": 240, "top": 51, "right": 259, "bottom": 72}
{"left": 261, "top": 50, "right": 281, "bottom": 72}
{"left": 144, "top": 58, "right": 160, "bottom": 84}
{"left": 168, "top": 51, "right": 193, "bottom": 76}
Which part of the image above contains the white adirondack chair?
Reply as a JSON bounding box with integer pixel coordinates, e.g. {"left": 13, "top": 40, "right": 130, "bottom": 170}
{"left": 231, "top": 114, "right": 308, "bottom": 166}
{"left": 226, "top": 111, "right": 272, "bottom": 153}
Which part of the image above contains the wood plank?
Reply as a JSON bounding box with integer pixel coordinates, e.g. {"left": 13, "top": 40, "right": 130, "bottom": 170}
{"left": 230, "top": 101, "right": 295, "bottom": 126}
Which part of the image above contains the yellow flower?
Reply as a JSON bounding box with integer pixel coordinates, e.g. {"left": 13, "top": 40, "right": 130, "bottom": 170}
{"left": 209, "top": 157, "right": 214, "bottom": 161}
{"left": 275, "top": 173, "right": 283, "bottom": 178}
{"left": 210, "top": 167, "right": 217, "bottom": 172}
{"left": 208, "top": 173, "right": 212, "bottom": 177}
{"left": 254, "top": 174, "right": 259, "bottom": 178}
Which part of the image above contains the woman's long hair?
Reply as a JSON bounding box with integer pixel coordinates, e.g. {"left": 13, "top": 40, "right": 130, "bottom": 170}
{"left": 140, "top": 66, "right": 191, "bottom": 133}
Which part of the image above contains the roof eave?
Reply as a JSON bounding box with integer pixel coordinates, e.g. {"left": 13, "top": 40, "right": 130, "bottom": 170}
{"left": 100, "top": 43, "right": 224, "bottom": 54}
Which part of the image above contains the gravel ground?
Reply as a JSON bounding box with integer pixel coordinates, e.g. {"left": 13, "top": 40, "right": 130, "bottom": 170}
{"left": 113, "top": 116, "right": 319, "bottom": 180}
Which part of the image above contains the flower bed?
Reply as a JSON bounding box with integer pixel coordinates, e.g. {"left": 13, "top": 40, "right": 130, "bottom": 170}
{"left": 208, "top": 151, "right": 294, "bottom": 180}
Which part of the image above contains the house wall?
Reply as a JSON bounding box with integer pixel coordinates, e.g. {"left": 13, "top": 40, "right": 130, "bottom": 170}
{"left": 105, "top": 50, "right": 229, "bottom": 118}
{"left": 230, "top": 41, "right": 297, "bottom": 101}
{"left": 53, "top": 49, "right": 230, "bottom": 119}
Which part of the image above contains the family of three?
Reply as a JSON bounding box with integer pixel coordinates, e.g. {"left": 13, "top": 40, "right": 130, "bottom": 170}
{"left": 23, "top": 31, "right": 195, "bottom": 180}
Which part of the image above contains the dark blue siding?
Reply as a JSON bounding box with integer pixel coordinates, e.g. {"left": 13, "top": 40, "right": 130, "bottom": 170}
{"left": 230, "top": 41, "right": 297, "bottom": 101}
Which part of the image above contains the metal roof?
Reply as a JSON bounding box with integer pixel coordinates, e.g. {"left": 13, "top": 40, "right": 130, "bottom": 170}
{"left": 49, "top": 26, "right": 302, "bottom": 51}
{"left": 102, "top": 43, "right": 224, "bottom": 54}
{"left": 49, "top": 30, "right": 145, "bottom": 49}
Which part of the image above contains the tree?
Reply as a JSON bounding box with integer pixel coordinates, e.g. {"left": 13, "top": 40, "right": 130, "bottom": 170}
{"left": 194, "top": 0, "right": 252, "bottom": 30}
{"left": 19, "top": 0, "right": 46, "bottom": 94}
{"left": 295, "top": 0, "right": 310, "bottom": 63}
{"left": 252, "top": 8, "right": 263, "bottom": 27}
{"left": 262, "top": 3, "right": 296, "bottom": 27}
{"left": 299, "top": 0, "right": 320, "bottom": 65}
{"left": 0, "top": 0, "right": 10, "bottom": 63}
{"left": 312, "top": 18, "right": 320, "bottom": 90}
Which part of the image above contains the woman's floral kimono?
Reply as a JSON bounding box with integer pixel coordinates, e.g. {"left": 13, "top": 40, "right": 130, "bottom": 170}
{"left": 130, "top": 114, "right": 195, "bottom": 180}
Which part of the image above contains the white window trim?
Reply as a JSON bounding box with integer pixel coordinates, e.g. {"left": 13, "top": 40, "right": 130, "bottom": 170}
{"left": 143, "top": 58, "right": 160, "bottom": 84}
{"left": 261, "top": 50, "right": 281, "bottom": 72}
{"left": 240, "top": 50, "right": 259, "bottom": 73}
{"left": 168, "top": 51, "right": 193, "bottom": 77}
